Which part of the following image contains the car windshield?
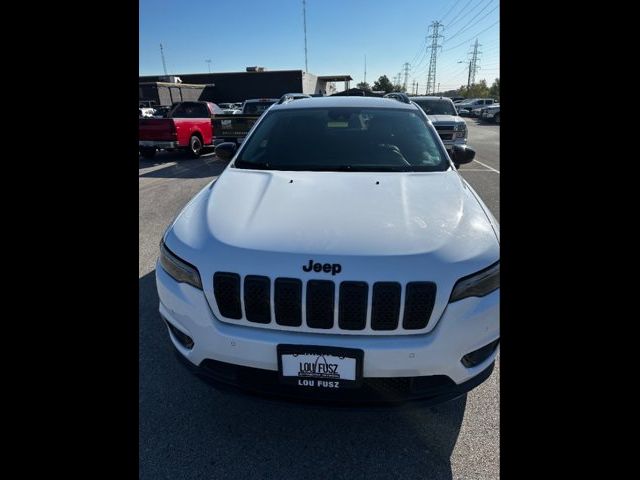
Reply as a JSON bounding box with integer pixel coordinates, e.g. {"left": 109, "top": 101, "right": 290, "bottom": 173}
{"left": 414, "top": 99, "right": 457, "bottom": 115}
{"left": 243, "top": 101, "right": 276, "bottom": 114}
{"left": 234, "top": 107, "right": 449, "bottom": 172}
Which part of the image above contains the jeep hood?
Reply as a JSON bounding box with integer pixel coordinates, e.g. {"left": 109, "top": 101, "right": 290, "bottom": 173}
{"left": 168, "top": 168, "right": 498, "bottom": 261}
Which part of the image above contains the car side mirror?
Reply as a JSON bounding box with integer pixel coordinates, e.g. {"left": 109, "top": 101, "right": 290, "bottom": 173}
{"left": 215, "top": 142, "right": 237, "bottom": 160}
{"left": 451, "top": 145, "right": 475, "bottom": 165}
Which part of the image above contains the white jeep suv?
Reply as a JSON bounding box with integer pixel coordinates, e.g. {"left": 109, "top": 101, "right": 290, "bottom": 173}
{"left": 156, "top": 96, "right": 499, "bottom": 405}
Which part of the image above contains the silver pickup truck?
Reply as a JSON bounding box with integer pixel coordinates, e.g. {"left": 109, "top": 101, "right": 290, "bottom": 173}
{"left": 411, "top": 96, "right": 468, "bottom": 152}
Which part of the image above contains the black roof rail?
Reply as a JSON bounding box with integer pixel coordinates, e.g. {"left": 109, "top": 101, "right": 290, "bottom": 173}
{"left": 383, "top": 92, "right": 411, "bottom": 104}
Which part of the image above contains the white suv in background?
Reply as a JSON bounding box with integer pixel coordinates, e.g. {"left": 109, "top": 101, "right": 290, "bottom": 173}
{"left": 456, "top": 98, "right": 496, "bottom": 117}
{"left": 411, "top": 96, "right": 468, "bottom": 153}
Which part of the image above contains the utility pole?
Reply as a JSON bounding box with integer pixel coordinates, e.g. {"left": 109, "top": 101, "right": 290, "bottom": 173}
{"left": 160, "top": 43, "right": 168, "bottom": 76}
{"left": 364, "top": 55, "right": 367, "bottom": 84}
{"left": 302, "top": 0, "right": 308, "bottom": 72}
{"left": 425, "top": 21, "right": 444, "bottom": 95}
{"left": 205, "top": 59, "right": 212, "bottom": 73}
{"left": 402, "top": 62, "right": 410, "bottom": 92}
{"left": 468, "top": 39, "right": 482, "bottom": 87}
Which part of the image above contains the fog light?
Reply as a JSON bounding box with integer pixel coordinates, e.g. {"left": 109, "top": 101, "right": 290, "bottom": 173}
{"left": 164, "top": 319, "right": 194, "bottom": 350}
{"left": 461, "top": 339, "right": 499, "bottom": 368}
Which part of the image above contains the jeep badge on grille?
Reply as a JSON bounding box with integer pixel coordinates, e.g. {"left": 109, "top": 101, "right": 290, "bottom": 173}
{"left": 302, "top": 260, "right": 342, "bottom": 275}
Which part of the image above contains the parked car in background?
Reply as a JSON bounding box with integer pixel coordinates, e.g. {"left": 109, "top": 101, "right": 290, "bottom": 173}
{"left": 218, "top": 103, "right": 242, "bottom": 115}
{"left": 139, "top": 101, "right": 224, "bottom": 158}
{"left": 205, "top": 99, "right": 278, "bottom": 147}
{"left": 278, "top": 93, "right": 312, "bottom": 104}
{"left": 411, "top": 96, "right": 468, "bottom": 152}
{"left": 480, "top": 104, "right": 500, "bottom": 124}
{"left": 139, "top": 107, "right": 156, "bottom": 118}
{"left": 240, "top": 98, "right": 279, "bottom": 115}
{"left": 151, "top": 105, "right": 172, "bottom": 118}
{"left": 456, "top": 98, "right": 496, "bottom": 117}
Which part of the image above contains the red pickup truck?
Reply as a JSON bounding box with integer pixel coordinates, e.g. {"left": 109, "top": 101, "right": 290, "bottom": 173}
{"left": 139, "top": 101, "right": 224, "bottom": 158}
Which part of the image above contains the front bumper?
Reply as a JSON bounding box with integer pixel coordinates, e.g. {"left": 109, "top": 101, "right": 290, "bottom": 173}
{"left": 444, "top": 138, "right": 468, "bottom": 151}
{"left": 139, "top": 140, "right": 179, "bottom": 149}
{"left": 177, "top": 350, "right": 496, "bottom": 406}
{"left": 155, "top": 263, "right": 499, "bottom": 402}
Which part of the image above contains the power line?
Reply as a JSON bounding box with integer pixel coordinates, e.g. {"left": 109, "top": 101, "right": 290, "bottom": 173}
{"left": 446, "top": 2, "right": 498, "bottom": 43}
{"left": 412, "top": 45, "right": 429, "bottom": 70}
{"left": 440, "top": 0, "right": 462, "bottom": 21}
{"left": 408, "top": 39, "right": 426, "bottom": 65}
{"left": 447, "top": 0, "right": 476, "bottom": 27}
{"left": 442, "top": 19, "right": 499, "bottom": 52}
{"left": 448, "top": 0, "right": 486, "bottom": 29}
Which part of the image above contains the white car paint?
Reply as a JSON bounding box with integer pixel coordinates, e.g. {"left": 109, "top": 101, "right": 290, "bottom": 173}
{"left": 156, "top": 96, "right": 499, "bottom": 387}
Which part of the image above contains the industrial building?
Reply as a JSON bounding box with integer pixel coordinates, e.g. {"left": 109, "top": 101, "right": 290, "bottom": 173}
{"left": 139, "top": 69, "right": 352, "bottom": 106}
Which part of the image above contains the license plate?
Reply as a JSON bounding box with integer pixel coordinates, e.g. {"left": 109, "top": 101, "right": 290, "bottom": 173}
{"left": 277, "top": 345, "right": 363, "bottom": 389}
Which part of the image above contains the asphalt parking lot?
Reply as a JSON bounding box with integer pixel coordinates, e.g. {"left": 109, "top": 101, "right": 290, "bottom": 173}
{"left": 139, "top": 117, "right": 499, "bottom": 480}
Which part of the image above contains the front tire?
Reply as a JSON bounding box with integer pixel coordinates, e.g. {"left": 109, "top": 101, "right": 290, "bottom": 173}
{"left": 494, "top": 113, "right": 500, "bottom": 124}
{"left": 189, "top": 135, "right": 203, "bottom": 158}
{"left": 140, "top": 147, "right": 156, "bottom": 159}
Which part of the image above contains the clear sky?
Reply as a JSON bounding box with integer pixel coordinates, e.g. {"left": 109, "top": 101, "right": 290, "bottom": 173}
{"left": 139, "top": 0, "right": 499, "bottom": 92}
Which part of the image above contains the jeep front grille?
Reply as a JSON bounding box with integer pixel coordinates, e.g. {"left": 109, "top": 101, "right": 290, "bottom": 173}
{"left": 212, "top": 273, "right": 437, "bottom": 334}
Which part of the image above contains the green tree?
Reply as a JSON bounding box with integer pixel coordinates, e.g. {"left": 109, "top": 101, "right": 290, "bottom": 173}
{"left": 356, "top": 81, "right": 371, "bottom": 91}
{"left": 489, "top": 78, "right": 500, "bottom": 101}
{"left": 372, "top": 75, "right": 394, "bottom": 93}
{"left": 458, "top": 79, "right": 490, "bottom": 98}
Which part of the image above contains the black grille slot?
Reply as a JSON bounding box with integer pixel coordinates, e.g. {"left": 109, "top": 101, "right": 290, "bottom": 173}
{"left": 339, "top": 282, "right": 368, "bottom": 330}
{"left": 403, "top": 282, "right": 437, "bottom": 329}
{"left": 274, "top": 278, "right": 302, "bottom": 326}
{"left": 434, "top": 125, "right": 455, "bottom": 131}
{"left": 243, "top": 275, "right": 271, "bottom": 324}
{"left": 213, "top": 272, "right": 242, "bottom": 319}
{"left": 306, "top": 280, "right": 335, "bottom": 329}
{"left": 371, "top": 282, "right": 401, "bottom": 330}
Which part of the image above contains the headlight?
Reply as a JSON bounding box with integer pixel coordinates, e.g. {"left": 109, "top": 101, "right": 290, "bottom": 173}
{"left": 454, "top": 123, "right": 467, "bottom": 131}
{"left": 449, "top": 261, "right": 499, "bottom": 302}
{"left": 159, "top": 241, "right": 203, "bottom": 289}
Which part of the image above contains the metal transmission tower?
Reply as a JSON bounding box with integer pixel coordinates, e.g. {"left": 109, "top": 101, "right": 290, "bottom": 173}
{"left": 402, "top": 62, "right": 410, "bottom": 92}
{"left": 302, "top": 0, "right": 308, "bottom": 72}
{"left": 205, "top": 59, "right": 212, "bottom": 73}
{"left": 425, "top": 21, "right": 444, "bottom": 95}
{"left": 468, "top": 39, "right": 482, "bottom": 86}
{"left": 160, "top": 43, "right": 168, "bottom": 75}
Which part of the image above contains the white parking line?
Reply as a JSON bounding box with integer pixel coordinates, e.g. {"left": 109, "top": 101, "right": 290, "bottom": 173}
{"left": 473, "top": 160, "right": 500, "bottom": 173}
